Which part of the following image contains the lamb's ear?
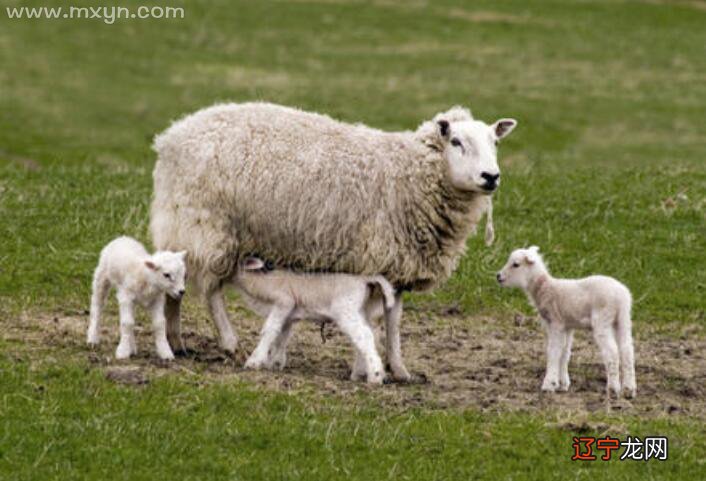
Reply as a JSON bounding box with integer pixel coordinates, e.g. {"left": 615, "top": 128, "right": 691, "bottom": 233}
{"left": 177, "top": 250, "right": 187, "bottom": 260}
{"left": 437, "top": 119, "right": 450, "bottom": 138}
{"left": 145, "top": 260, "right": 158, "bottom": 271}
{"left": 524, "top": 246, "right": 539, "bottom": 265}
{"left": 493, "top": 118, "right": 517, "bottom": 140}
{"left": 243, "top": 257, "right": 265, "bottom": 271}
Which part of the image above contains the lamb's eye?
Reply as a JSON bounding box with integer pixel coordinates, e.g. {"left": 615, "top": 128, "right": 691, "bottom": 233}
{"left": 451, "top": 138, "right": 462, "bottom": 147}
{"left": 163, "top": 273, "right": 171, "bottom": 279}
{"left": 512, "top": 262, "right": 520, "bottom": 268}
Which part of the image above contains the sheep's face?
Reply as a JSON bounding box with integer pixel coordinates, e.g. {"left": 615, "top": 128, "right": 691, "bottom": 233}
{"left": 497, "top": 246, "right": 542, "bottom": 290}
{"left": 145, "top": 250, "right": 187, "bottom": 299}
{"left": 437, "top": 118, "right": 516, "bottom": 193}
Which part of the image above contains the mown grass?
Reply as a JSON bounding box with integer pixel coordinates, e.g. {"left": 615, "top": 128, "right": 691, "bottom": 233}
{"left": 1, "top": 0, "right": 705, "bottom": 479}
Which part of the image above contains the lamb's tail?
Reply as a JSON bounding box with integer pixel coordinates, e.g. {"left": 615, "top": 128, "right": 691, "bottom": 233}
{"left": 368, "top": 275, "right": 396, "bottom": 310}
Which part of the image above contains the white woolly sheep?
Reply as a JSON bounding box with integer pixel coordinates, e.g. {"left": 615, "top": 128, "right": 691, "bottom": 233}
{"left": 87, "top": 236, "right": 186, "bottom": 360}
{"left": 150, "top": 102, "right": 515, "bottom": 355}
{"left": 497, "top": 246, "right": 636, "bottom": 398}
{"left": 233, "top": 257, "right": 405, "bottom": 384}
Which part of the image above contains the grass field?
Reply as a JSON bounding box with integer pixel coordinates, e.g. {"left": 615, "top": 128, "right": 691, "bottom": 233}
{"left": 1, "top": 0, "right": 705, "bottom": 479}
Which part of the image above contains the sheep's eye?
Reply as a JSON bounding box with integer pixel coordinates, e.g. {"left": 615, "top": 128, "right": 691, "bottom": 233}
{"left": 163, "top": 273, "right": 171, "bottom": 279}
{"left": 511, "top": 262, "right": 520, "bottom": 268}
{"left": 450, "top": 138, "right": 462, "bottom": 147}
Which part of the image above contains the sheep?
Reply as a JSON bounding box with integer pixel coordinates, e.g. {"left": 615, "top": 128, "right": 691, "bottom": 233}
{"left": 86, "top": 236, "right": 187, "bottom": 361}
{"left": 150, "top": 102, "right": 516, "bottom": 354}
{"left": 496, "top": 246, "right": 636, "bottom": 398}
{"left": 232, "top": 257, "right": 406, "bottom": 384}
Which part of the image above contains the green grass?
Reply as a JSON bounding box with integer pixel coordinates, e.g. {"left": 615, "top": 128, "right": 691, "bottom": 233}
{"left": 1, "top": 0, "right": 705, "bottom": 479}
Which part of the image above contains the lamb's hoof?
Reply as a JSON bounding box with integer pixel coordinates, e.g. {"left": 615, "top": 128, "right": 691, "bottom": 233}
{"left": 607, "top": 385, "right": 622, "bottom": 400}
{"left": 366, "top": 370, "right": 385, "bottom": 385}
{"left": 623, "top": 386, "right": 637, "bottom": 399}
{"left": 220, "top": 337, "right": 238, "bottom": 354}
{"left": 350, "top": 370, "right": 367, "bottom": 382}
{"left": 157, "top": 351, "right": 175, "bottom": 361}
{"left": 87, "top": 340, "right": 100, "bottom": 349}
{"left": 244, "top": 357, "right": 266, "bottom": 370}
{"left": 541, "top": 379, "right": 559, "bottom": 393}
{"left": 115, "top": 345, "right": 132, "bottom": 360}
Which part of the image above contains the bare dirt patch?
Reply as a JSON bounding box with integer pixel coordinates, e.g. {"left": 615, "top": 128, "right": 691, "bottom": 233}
{"left": 4, "top": 307, "right": 706, "bottom": 419}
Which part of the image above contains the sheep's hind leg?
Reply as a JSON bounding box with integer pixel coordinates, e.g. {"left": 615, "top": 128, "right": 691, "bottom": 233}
{"left": 558, "top": 330, "right": 574, "bottom": 391}
{"left": 338, "top": 312, "right": 384, "bottom": 385}
{"left": 384, "top": 295, "right": 411, "bottom": 382}
{"left": 165, "top": 295, "right": 186, "bottom": 355}
{"left": 593, "top": 315, "right": 621, "bottom": 398}
{"left": 207, "top": 286, "right": 238, "bottom": 354}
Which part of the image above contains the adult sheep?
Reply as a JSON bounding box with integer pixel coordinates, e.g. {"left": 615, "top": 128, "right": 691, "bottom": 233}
{"left": 150, "top": 102, "right": 517, "bottom": 355}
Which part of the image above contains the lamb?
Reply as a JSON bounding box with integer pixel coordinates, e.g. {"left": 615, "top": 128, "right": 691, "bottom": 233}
{"left": 497, "top": 246, "right": 636, "bottom": 398}
{"left": 150, "top": 102, "right": 516, "bottom": 355}
{"left": 233, "top": 257, "right": 406, "bottom": 384}
{"left": 86, "top": 236, "right": 187, "bottom": 361}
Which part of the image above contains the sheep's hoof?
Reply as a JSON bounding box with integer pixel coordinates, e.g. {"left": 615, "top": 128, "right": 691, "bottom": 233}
{"left": 390, "top": 366, "right": 412, "bottom": 383}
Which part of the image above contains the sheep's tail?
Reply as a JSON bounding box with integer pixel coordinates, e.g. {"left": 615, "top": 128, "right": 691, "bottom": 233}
{"left": 484, "top": 197, "right": 495, "bottom": 246}
{"left": 87, "top": 262, "right": 110, "bottom": 345}
{"left": 368, "top": 275, "right": 396, "bottom": 310}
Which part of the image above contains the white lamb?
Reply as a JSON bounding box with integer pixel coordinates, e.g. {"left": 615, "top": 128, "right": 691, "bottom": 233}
{"left": 233, "top": 257, "right": 406, "bottom": 384}
{"left": 87, "top": 236, "right": 187, "bottom": 361}
{"left": 497, "top": 246, "right": 636, "bottom": 398}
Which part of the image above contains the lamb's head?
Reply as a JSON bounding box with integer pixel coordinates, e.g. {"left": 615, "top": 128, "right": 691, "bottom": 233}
{"left": 425, "top": 107, "right": 516, "bottom": 193}
{"left": 496, "top": 246, "right": 546, "bottom": 290}
{"left": 145, "top": 250, "right": 187, "bottom": 299}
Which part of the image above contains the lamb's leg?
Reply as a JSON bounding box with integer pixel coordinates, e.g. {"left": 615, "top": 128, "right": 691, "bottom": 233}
{"left": 267, "top": 319, "right": 294, "bottom": 371}
{"left": 337, "top": 312, "right": 384, "bottom": 385}
{"left": 615, "top": 307, "right": 636, "bottom": 398}
{"left": 115, "top": 296, "right": 137, "bottom": 360}
{"left": 541, "top": 326, "right": 565, "bottom": 392}
{"left": 150, "top": 297, "right": 175, "bottom": 361}
{"left": 384, "top": 295, "right": 411, "bottom": 382}
{"left": 350, "top": 350, "right": 367, "bottom": 381}
{"left": 165, "top": 295, "right": 186, "bottom": 355}
{"left": 87, "top": 266, "right": 110, "bottom": 346}
{"left": 558, "top": 329, "right": 574, "bottom": 391}
{"left": 206, "top": 287, "right": 238, "bottom": 354}
{"left": 593, "top": 321, "right": 621, "bottom": 398}
{"left": 245, "top": 305, "right": 292, "bottom": 370}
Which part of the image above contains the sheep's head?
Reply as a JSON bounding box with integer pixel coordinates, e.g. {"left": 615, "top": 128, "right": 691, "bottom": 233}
{"left": 145, "top": 250, "right": 187, "bottom": 299}
{"left": 496, "top": 246, "right": 545, "bottom": 290}
{"left": 429, "top": 108, "right": 516, "bottom": 193}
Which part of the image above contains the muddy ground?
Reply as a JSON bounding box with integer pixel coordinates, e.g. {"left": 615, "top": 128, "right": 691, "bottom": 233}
{"left": 5, "top": 306, "right": 706, "bottom": 420}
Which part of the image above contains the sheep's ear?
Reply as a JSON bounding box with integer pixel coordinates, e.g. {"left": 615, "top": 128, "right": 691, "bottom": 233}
{"left": 243, "top": 257, "right": 265, "bottom": 271}
{"left": 493, "top": 118, "right": 517, "bottom": 140}
{"left": 437, "top": 119, "right": 450, "bottom": 138}
{"left": 145, "top": 260, "right": 158, "bottom": 271}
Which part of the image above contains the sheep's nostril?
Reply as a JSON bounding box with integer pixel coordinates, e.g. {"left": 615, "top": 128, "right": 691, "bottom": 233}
{"left": 496, "top": 273, "right": 502, "bottom": 282}
{"left": 481, "top": 172, "right": 500, "bottom": 191}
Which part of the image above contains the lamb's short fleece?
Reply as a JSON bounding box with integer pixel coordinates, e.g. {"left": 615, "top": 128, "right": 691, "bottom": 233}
{"left": 87, "top": 236, "right": 186, "bottom": 360}
{"left": 232, "top": 257, "right": 407, "bottom": 384}
{"left": 497, "top": 246, "right": 636, "bottom": 398}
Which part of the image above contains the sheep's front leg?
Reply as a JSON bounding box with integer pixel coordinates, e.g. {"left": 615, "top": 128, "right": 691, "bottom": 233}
{"left": 541, "top": 326, "right": 565, "bottom": 392}
{"left": 165, "top": 295, "right": 186, "bottom": 355}
{"left": 593, "top": 322, "right": 621, "bottom": 398}
{"left": 338, "top": 312, "right": 384, "bottom": 385}
{"left": 150, "top": 297, "right": 175, "bottom": 361}
{"left": 559, "top": 330, "right": 574, "bottom": 391}
{"left": 245, "top": 305, "right": 292, "bottom": 370}
{"left": 115, "top": 295, "right": 137, "bottom": 360}
{"left": 207, "top": 287, "right": 238, "bottom": 353}
{"left": 384, "top": 295, "right": 411, "bottom": 382}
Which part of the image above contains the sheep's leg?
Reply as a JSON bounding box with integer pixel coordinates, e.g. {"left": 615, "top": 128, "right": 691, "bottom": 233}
{"left": 384, "top": 295, "right": 411, "bottom": 382}
{"left": 350, "top": 350, "right": 367, "bottom": 381}
{"left": 615, "top": 308, "right": 636, "bottom": 398}
{"left": 206, "top": 287, "right": 238, "bottom": 354}
{"left": 115, "top": 296, "right": 137, "bottom": 360}
{"left": 337, "top": 312, "right": 384, "bottom": 385}
{"left": 165, "top": 295, "right": 186, "bottom": 355}
{"left": 150, "top": 297, "right": 175, "bottom": 361}
{"left": 268, "top": 319, "right": 295, "bottom": 370}
{"left": 541, "top": 326, "right": 565, "bottom": 392}
{"left": 593, "top": 320, "right": 621, "bottom": 398}
{"left": 558, "top": 329, "right": 574, "bottom": 391}
{"left": 87, "top": 266, "right": 110, "bottom": 346}
{"left": 245, "top": 306, "right": 292, "bottom": 370}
